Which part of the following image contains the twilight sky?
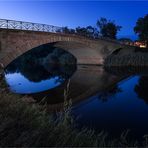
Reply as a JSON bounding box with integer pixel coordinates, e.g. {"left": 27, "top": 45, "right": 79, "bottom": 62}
{"left": 0, "top": 1, "right": 148, "bottom": 40}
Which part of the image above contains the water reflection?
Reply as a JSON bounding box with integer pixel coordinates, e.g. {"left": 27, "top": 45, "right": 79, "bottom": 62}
{"left": 5, "top": 64, "right": 76, "bottom": 94}
{"left": 4, "top": 43, "right": 77, "bottom": 94}
{"left": 98, "top": 85, "right": 122, "bottom": 102}
{"left": 29, "top": 66, "right": 126, "bottom": 107}
{"left": 72, "top": 67, "right": 148, "bottom": 140}
{"left": 4, "top": 47, "right": 148, "bottom": 140}
{"left": 105, "top": 66, "right": 148, "bottom": 104}
{"left": 135, "top": 76, "right": 148, "bottom": 104}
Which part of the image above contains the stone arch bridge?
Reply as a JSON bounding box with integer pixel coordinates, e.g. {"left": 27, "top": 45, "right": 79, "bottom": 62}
{"left": 0, "top": 19, "right": 128, "bottom": 67}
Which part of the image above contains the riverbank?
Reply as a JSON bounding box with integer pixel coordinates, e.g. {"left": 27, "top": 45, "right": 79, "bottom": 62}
{"left": 104, "top": 46, "right": 148, "bottom": 67}
{"left": 0, "top": 67, "right": 148, "bottom": 147}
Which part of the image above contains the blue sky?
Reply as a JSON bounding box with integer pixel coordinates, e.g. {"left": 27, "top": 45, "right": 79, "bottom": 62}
{"left": 0, "top": 1, "right": 148, "bottom": 40}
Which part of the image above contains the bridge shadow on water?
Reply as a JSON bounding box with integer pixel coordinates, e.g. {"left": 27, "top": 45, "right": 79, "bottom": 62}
{"left": 29, "top": 65, "right": 126, "bottom": 109}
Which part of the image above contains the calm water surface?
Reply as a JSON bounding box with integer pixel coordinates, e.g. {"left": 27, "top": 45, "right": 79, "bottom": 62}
{"left": 72, "top": 74, "right": 148, "bottom": 140}
{"left": 4, "top": 44, "right": 148, "bottom": 140}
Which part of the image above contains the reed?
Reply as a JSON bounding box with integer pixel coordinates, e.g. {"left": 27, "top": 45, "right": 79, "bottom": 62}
{"left": 105, "top": 51, "right": 148, "bottom": 67}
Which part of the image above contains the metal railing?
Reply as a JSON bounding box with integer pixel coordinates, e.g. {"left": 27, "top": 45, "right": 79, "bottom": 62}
{"left": 0, "top": 19, "right": 63, "bottom": 33}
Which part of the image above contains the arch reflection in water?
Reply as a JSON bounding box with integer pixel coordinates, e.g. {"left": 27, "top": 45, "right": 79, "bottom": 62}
{"left": 30, "top": 65, "right": 125, "bottom": 106}
{"left": 5, "top": 64, "right": 76, "bottom": 94}
{"left": 4, "top": 43, "right": 77, "bottom": 94}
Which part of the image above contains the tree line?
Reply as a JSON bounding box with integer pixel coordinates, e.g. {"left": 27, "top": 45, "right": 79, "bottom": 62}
{"left": 59, "top": 15, "right": 148, "bottom": 48}
{"left": 59, "top": 17, "right": 121, "bottom": 40}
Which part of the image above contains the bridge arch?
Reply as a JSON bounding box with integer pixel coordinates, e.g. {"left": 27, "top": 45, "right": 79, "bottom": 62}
{"left": 0, "top": 29, "right": 124, "bottom": 67}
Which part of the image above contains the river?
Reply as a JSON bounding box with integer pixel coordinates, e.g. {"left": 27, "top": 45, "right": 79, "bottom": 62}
{"left": 4, "top": 45, "right": 148, "bottom": 140}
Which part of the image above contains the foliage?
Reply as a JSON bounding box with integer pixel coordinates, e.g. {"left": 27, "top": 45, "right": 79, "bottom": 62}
{"left": 58, "top": 17, "right": 123, "bottom": 40}
{"left": 59, "top": 53, "right": 77, "bottom": 65}
{"left": 135, "top": 76, "right": 148, "bottom": 104}
{"left": 75, "top": 26, "right": 99, "bottom": 38}
{"left": 61, "top": 26, "right": 99, "bottom": 39}
{"left": 75, "top": 26, "right": 88, "bottom": 37}
{"left": 98, "top": 85, "right": 122, "bottom": 102}
{"left": 134, "top": 14, "right": 148, "bottom": 47}
{"left": 97, "top": 17, "right": 122, "bottom": 39}
{"left": 104, "top": 48, "right": 148, "bottom": 67}
{"left": 5, "top": 44, "right": 77, "bottom": 83}
{"left": 62, "top": 26, "right": 75, "bottom": 34}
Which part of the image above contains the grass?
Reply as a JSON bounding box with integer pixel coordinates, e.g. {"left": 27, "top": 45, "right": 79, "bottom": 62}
{"left": 104, "top": 66, "right": 148, "bottom": 77}
{"left": 104, "top": 48, "right": 148, "bottom": 67}
{"left": 0, "top": 67, "right": 148, "bottom": 147}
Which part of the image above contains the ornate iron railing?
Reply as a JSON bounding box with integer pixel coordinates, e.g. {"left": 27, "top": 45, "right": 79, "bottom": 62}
{"left": 0, "top": 19, "right": 63, "bottom": 33}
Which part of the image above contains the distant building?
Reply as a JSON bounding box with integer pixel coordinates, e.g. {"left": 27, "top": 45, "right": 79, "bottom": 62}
{"left": 134, "top": 41, "right": 147, "bottom": 48}
{"left": 118, "top": 38, "right": 147, "bottom": 48}
{"left": 118, "top": 38, "right": 134, "bottom": 46}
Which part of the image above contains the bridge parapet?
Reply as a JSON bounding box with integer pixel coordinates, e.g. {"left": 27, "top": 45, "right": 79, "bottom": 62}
{"left": 0, "top": 19, "right": 126, "bottom": 45}
{"left": 0, "top": 19, "right": 62, "bottom": 33}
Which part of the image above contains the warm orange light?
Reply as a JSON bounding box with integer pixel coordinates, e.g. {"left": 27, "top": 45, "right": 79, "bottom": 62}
{"left": 140, "top": 45, "right": 146, "bottom": 48}
{"left": 134, "top": 41, "right": 146, "bottom": 48}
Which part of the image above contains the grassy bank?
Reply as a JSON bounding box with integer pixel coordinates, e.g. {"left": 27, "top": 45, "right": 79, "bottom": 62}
{"left": 0, "top": 68, "right": 147, "bottom": 147}
{"left": 104, "top": 66, "right": 148, "bottom": 76}
{"left": 104, "top": 47, "right": 148, "bottom": 67}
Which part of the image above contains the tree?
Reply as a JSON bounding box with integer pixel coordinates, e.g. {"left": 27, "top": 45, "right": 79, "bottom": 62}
{"left": 86, "top": 26, "right": 95, "bottom": 38}
{"left": 135, "top": 76, "right": 148, "bottom": 104}
{"left": 75, "top": 26, "right": 99, "bottom": 38}
{"left": 96, "top": 17, "right": 122, "bottom": 39}
{"left": 134, "top": 14, "right": 148, "bottom": 48}
{"left": 93, "top": 27, "right": 100, "bottom": 39}
{"left": 76, "top": 26, "right": 88, "bottom": 37}
{"left": 98, "top": 85, "right": 122, "bottom": 102}
{"left": 62, "top": 27, "right": 75, "bottom": 34}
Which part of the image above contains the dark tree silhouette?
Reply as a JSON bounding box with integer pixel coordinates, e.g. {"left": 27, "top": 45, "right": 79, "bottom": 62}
{"left": 98, "top": 85, "right": 122, "bottom": 102}
{"left": 62, "top": 27, "right": 75, "bottom": 34}
{"left": 134, "top": 14, "right": 148, "bottom": 48}
{"left": 5, "top": 44, "right": 77, "bottom": 82}
{"left": 96, "top": 17, "right": 122, "bottom": 39}
{"left": 75, "top": 26, "right": 99, "bottom": 38}
{"left": 86, "top": 26, "right": 95, "bottom": 38}
{"left": 76, "top": 26, "right": 88, "bottom": 37}
{"left": 135, "top": 76, "right": 148, "bottom": 104}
